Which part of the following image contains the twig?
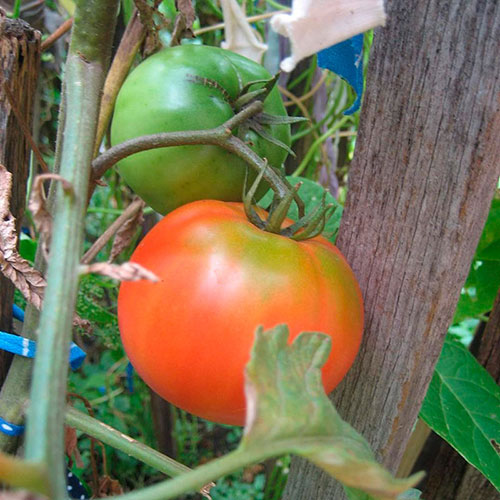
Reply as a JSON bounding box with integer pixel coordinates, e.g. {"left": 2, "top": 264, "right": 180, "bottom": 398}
{"left": 41, "top": 18, "right": 73, "bottom": 52}
{"left": 81, "top": 198, "right": 145, "bottom": 264}
{"left": 91, "top": 101, "right": 305, "bottom": 216}
{"left": 281, "top": 71, "right": 328, "bottom": 107}
{"left": 66, "top": 407, "right": 192, "bottom": 478}
{"left": 193, "top": 9, "right": 291, "bottom": 36}
{"left": 3, "top": 83, "right": 49, "bottom": 173}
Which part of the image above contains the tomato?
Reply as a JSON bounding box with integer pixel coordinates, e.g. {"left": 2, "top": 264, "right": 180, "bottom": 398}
{"left": 118, "top": 200, "right": 363, "bottom": 425}
{"left": 110, "top": 45, "right": 291, "bottom": 215}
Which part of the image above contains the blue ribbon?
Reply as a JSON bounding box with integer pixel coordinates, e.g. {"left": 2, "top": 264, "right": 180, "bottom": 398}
{"left": 0, "top": 330, "right": 86, "bottom": 370}
{"left": 0, "top": 415, "right": 25, "bottom": 436}
{"left": 0, "top": 306, "right": 87, "bottom": 436}
{"left": 317, "top": 34, "right": 365, "bottom": 115}
{"left": 12, "top": 304, "right": 25, "bottom": 322}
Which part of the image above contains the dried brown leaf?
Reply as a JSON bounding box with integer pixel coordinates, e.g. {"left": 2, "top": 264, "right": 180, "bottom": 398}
{"left": 0, "top": 166, "right": 86, "bottom": 331}
{"left": 109, "top": 199, "right": 145, "bottom": 262}
{"left": 242, "top": 463, "right": 265, "bottom": 482}
{"left": 28, "top": 173, "right": 73, "bottom": 257}
{"left": 200, "top": 482, "right": 215, "bottom": 499}
{"left": 80, "top": 261, "right": 160, "bottom": 283}
{"left": 0, "top": 250, "right": 46, "bottom": 309}
{"left": 65, "top": 426, "right": 84, "bottom": 469}
{"left": 0, "top": 165, "right": 46, "bottom": 309}
{"left": 176, "top": 0, "right": 196, "bottom": 30}
{"left": 73, "top": 315, "right": 92, "bottom": 334}
{"left": 98, "top": 475, "right": 124, "bottom": 496}
{"left": 135, "top": 0, "right": 169, "bottom": 55}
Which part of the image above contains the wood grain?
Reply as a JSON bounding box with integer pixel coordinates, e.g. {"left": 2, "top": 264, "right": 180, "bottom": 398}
{"left": 283, "top": 0, "right": 500, "bottom": 498}
{"left": 0, "top": 15, "right": 40, "bottom": 384}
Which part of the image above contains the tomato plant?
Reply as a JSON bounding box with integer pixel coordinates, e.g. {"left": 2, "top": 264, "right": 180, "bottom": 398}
{"left": 110, "top": 44, "right": 291, "bottom": 214}
{"left": 118, "top": 200, "right": 364, "bottom": 425}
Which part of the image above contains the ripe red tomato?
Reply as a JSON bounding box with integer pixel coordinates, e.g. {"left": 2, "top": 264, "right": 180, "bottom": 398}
{"left": 118, "top": 201, "right": 363, "bottom": 426}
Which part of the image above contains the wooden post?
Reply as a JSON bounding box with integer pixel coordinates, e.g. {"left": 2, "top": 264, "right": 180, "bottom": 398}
{"left": 283, "top": 0, "right": 500, "bottom": 498}
{"left": 0, "top": 13, "right": 41, "bottom": 384}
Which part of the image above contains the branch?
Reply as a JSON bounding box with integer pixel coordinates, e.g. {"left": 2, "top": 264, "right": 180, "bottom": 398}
{"left": 81, "top": 197, "right": 145, "bottom": 264}
{"left": 91, "top": 101, "right": 305, "bottom": 216}
{"left": 22, "top": 1, "right": 120, "bottom": 498}
{"left": 66, "top": 407, "right": 191, "bottom": 478}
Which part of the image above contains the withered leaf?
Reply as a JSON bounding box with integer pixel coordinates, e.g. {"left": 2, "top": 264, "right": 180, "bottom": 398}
{"left": 0, "top": 166, "right": 88, "bottom": 331}
{"left": 65, "top": 426, "right": 84, "bottom": 469}
{"left": 98, "top": 475, "right": 124, "bottom": 496}
{"left": 80, "top": 261, "right": 160, "bottom": 283}
{"left": 28, "top": 173, "right": 73, "bottom": 258}
{"left": 176, "top": 0, "right": 196, "bottom": 31}
{"left": 109, "top": 199, "right": 145, "bottom": 263}
{"left": 0, "top": 165, "right": 46, "bottom": 309}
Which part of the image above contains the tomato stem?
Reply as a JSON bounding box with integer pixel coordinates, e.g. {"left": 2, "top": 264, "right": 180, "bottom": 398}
{"left": 91, "top": 101, "right": 306, "bottom": 218}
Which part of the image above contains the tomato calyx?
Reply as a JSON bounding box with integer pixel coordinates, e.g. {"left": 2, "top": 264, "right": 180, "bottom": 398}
{"left": 243, "top": 164, "right": 336, "bottom": 241}
{"left": 233, "top": 74, "right": 307, "bottom": 157}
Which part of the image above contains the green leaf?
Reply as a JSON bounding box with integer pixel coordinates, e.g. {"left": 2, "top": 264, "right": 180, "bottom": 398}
{"left": 453, "top": 260, "right": 500, "bottom": 323}
{"left": 420, "top": 338, "right": 500, "bottom": 490}
{"left": 240, "top": 325, "right": 423, "bottom": 500}
{"left": 259, "top": 176, "right": 343, "bottom": 243}
{"left": 476, "top": 198, "right": 500, "bottom": 261}
{"left": 19, "top": 233, "right": 38, "bottom": 263}
{"left": 453, "top": 197, "right": 500, "bottom": 322}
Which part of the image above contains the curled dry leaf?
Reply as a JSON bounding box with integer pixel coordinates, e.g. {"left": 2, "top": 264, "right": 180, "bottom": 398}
{"left": 109, "top": 199, "right": 145, "bottom": 262}
{"left": 97, "top": 475, "right": 124, "bottom": 496}
{"left": 0, "top": 165, "right": 87, "bottom": 330}
{"left": 200, "top": 481, "right": 216, "bottom": 500}
{"left": 176, "top": 0, "right": 196, "bottom": 33}
{"left": 65, "top": 426, "right": 84, "bottom": 469}
{"left": 28, "top": 173, "right": 73, "bottom": 258}
{"left": 135, "top": 0, "right": 168, "bottom": 56}
{"left": 80, "top": 261, "right": 160, "bottom": 283}
{"left": 0, "top": 165, "right": 46, "bottom": 309}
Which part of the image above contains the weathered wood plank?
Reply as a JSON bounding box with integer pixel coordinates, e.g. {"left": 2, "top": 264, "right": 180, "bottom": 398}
{"left": 283, "top": 0, "right": 500, "bottom": 498}
{"left": 0, "top": 13, "right": 40, "bottom": 384}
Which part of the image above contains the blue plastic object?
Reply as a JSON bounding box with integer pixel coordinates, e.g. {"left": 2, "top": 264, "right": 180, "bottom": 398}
{"left": 318, "top": 34, "right": 364, "bottom": 115}
{"left": 0, "top": 415, "right": 25, "bottom": 436}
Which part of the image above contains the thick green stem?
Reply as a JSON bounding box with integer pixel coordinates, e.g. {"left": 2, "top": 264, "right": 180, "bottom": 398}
{"left": 66, "top": 407, "right": 191, "bottom": 478}
{"left": 23, "top": 2, "right": 119, "bottom": 499}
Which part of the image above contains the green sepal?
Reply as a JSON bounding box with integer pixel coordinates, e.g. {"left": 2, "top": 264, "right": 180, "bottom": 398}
{"left": 257, "top": 112, "right": 309, "bottom": 125}
{"left": 249, "top": 119, "right": 296, "bottom": 157}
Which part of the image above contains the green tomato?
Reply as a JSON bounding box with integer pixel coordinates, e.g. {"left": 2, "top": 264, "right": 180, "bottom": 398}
{"left": 110, "top": 44, "right": 291, "bottom": 214}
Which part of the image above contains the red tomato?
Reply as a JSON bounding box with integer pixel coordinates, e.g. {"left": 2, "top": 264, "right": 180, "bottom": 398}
{"left": 118, "top": 200, "right": 363, "bottom": 426}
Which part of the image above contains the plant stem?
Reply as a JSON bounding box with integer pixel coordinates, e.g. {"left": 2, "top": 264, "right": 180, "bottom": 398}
{"left": 23, "top": 2, "right": 119, "bottom": 498}
{"left": 114, "top": 443, "right": 293, "bottom": 500}
{"left": 91, "top": 101, "right": 305, "bottom": 216}
{"left": 66, "top": 407, "right": 191, "bottom": 478}
{"left": 292, "top": 115, "right": 352, "bottom": 177}
{"left": 81, "top": 197, "right": 145, "bottom": 264}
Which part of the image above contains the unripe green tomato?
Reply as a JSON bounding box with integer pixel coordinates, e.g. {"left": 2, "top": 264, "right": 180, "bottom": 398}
{"left": 110, "top": 44, "right": 291, "bottom": 214}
